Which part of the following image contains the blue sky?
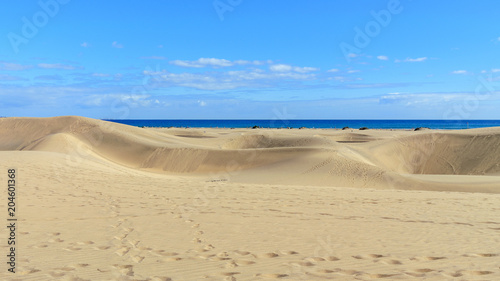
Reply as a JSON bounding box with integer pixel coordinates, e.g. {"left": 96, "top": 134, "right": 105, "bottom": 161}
{"left": 1, "top": 0, "right": 500, "bottom": 119}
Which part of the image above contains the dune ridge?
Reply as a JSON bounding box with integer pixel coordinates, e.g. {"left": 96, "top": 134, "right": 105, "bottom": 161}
{"left": 1, "top": 116, "right": 500, "bottom": 193}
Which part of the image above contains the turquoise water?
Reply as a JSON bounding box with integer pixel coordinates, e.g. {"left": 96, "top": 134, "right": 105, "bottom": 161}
{"left": 103, "top": 119, "right": 500, "bottom": 130}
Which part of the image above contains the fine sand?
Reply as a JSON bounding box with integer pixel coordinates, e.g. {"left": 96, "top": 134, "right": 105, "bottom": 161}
{"left": 0, "top": 116, "right": 499, "bottom": 280}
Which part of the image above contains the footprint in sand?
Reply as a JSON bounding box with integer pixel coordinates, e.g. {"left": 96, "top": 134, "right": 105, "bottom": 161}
{"left": 162, "top": 257, "right": 182, "bottom": 262}
{"left": 211, "top": 256, "right": 231, "bottom": 261}
{"left": 465, "top": 253, "right": 498, "bottom": 257}
{"left": 257, "top": 252, "right": 279, "bottom": 258}
{"left": 18, "top": 268, "right": 41, "bottom": 275}
{"left": 225, "top": 260, "right": 238, "bottom": 268}
{"left": 48, "top": 238, "right": 64, "bottom": 243}
{"left": 352, "top": 254, "right": 384, "bottom": 259}
{"left": 369, "top": 273, "right": 398, "bottom": 278}
{"left": 305, "top": 257, "right": 325, "bottom": 262}
{"left": 478, "top": 253, "right": 498, "bottom": 257}
{"left": 220, "top": 272, "right": 240, "bottom": 277}
{"left": 151, "top": 277, "right": 172, "bottom": 281}
{"left": 155, "top": 251, "right": 179, "bottom": 257}
{"left": 197, "top": 254, "right": 215, "bottom": 260}
{"left": 417, "top": 256, "right": 446, "bottom": 261}
{"left": 127, "top": 240, "right": 140, "bottom": 247}
{"left": 278, "top": 250, "right": 299, "bottom": 255}
{"left": 234, "top": 250, "right": 251, "bottom": 256}
{"left": 464, "top": 270, "right": 493, "bottom": 276}
{"left": 76, "top": 240, "right": 95, "bottom": 245}
{"left": 256, "top": 273, "right": 288, "bottom": 279}
{"left": 317, "top": 269, "right": 335, "bottom": 273}
{"left": 131, "top": 255, "right": 145, "bottom": 263}
{"left": 203, "top": 244, "right": 215, "bottom": 251}
{"left": 115, "top": 246, "right": 131, "bottom": 256}
{"left": 113, "top": 233, "right": 130, "bottom": 240}
{"left": 294, "top": 261, "right": 316, "bottom": 267}
{"left": 150, "top": 277, "right": 172, "bottom": 281}
{"left": 445, "top": 272, "right": 463, "bottom": 277}
{"left": 405, "top": 272, "right": 426, "bottom": 277}
{"left": 379, "top": 259, "right": 402, "bottom": 265}
{"left": 217, "top": 251, "right": 230, "bottom": 258}
{"left": 111, "top": 264, "right": 134, "bottom": 276}
{"left": 64, "top": 246, "right": 82, "bottom": 251}
{"left": 414, "top": 268, "right": 434, "bottom": 273}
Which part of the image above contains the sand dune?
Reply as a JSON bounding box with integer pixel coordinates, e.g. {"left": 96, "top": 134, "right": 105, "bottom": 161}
{"left": 1, "top": 116, "right": 500, "bottom": 280}
{"left": 1, "top": 116, "right": 499, "bottom": 193}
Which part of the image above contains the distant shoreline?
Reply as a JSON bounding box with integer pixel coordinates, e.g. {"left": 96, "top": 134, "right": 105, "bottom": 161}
{"left": 144, "top": 126, "right": 422, "bottom": 132}
{"left": 103, "top": 119, "right": 500, "bottom": 130}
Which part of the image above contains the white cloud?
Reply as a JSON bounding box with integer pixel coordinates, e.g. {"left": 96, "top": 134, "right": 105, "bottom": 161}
{"left": 269, "top": 64, "right": 318, "bottom": 73}
{"left": 197, "top": 100, "right": 207, "bottom": 106}
{"left": 404, "top": 57, "right": 427, "bottom": 62}
{"left": 348, "top": 53, "right": 357, "bottom": 58}
{"left": 171, "top": 58, "right": 230, "bottom": 68}
{"left": 38, "top": 63, "right": 77, "bottom": 70}
{"left": 169, "top": 58, "right": 269, "bottom": 68}
{"left": 199, "top": 58, "right": 232, "bottom": 67}
{"left": 293, "top": 66, "right": 318, "bottom": 73}
{"left": 144, "top": 68, "right": 316, "bottom": 90}
{"left": 270, "top": 64, "right": 292, "bottom": 72}
{"left": 327, "top": 68, "right": 339, "bottom": 73}
{"left": 452, "top": 70, "right": 468, "bottom": 74}
{"left": 0, "top": 62, "right": 33, "bottom": 71}
{"left": 112, "top": 41, "right": 124, "bottom": 48}
{"left": 492, "top": 69, "right": 500, "bottom": 73}
{"left": 234, "top": 59, "right": 271, "bottom": 66}
{"left": 234, "top": 60, "right": 250, "bottom": 65}
{"left": 377, "top": 55, "right": 388, "bottom": 60}
{"left": 347, "top": 70, "right": 360, "bottom": 73}
{"left": 81, "top": 42, "right": 90, "bottom": 48}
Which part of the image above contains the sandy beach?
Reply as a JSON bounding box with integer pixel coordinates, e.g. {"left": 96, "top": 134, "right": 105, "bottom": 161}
{"left": 1, "top": 116, "right": 499, "bottom": 280}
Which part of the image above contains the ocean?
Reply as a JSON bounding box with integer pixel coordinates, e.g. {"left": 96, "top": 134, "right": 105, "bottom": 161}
{"left": 103, "top": 119, "right": 500, "bottom": 130}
